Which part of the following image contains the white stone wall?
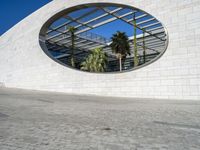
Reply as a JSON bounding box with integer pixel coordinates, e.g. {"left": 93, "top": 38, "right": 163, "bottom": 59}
{"left": 0, "top": 0, "right": 200, "bottom": 100}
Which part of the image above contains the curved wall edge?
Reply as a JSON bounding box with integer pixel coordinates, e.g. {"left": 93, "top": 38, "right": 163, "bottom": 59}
{"left": 0, "top": 0, "right": 200, "bottom": 100}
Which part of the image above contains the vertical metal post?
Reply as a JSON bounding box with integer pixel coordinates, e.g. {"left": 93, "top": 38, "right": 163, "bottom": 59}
{"left": 133, "top": 12, "right": 138, "bottom": 67}
{"left": 143, "top": 30, "right": 146, "bottom": 64}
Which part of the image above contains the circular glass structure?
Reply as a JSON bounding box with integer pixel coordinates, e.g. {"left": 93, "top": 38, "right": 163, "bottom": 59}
{"left": 39, "top": 3, "right": 168, "bottom": 73}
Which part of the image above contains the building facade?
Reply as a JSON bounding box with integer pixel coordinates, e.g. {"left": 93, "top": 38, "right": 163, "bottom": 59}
{"left": 0, "top": 0, "right": 200, "bottom": 100}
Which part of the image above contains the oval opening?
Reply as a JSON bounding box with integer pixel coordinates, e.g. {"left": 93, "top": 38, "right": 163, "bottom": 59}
{"left": 39, "top": 3, "right": 168, "bottom": 73}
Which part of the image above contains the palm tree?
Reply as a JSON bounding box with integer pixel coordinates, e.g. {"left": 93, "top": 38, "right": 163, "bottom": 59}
{"left": 110, "top": 31, "right": 131, "bottom": 72}
{"left": 68, "top": 26, "right": 76, "bottom": 67}
{"left": 133, "top": 13, "right": 139, "bottom": 67}
{"left": 81, "top": 47, "right": 107, "bottom": 72}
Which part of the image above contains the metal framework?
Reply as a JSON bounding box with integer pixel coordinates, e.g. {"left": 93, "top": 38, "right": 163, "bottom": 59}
{"left": 41, "top": 4, "right": 167, "bottom": 72}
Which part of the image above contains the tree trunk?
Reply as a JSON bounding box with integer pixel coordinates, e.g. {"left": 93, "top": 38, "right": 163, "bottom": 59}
{"left": 121, "top": 55, "right": 126, "bottom": 70}
{"left": 71, "top": 33, "right": 75, "bottom": 67}
{"left": 119, "top": 57, "right": 122, "bottom": 72}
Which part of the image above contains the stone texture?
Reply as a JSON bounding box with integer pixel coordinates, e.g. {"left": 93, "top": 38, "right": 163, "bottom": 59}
{"left": 0, "top": 0, "right": 200, "bottom": 100}
{"left": 0, "top": 88, "right": 200, "bottom": 150}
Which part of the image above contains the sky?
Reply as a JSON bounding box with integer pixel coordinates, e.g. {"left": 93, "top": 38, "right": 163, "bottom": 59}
{"left": 65, "top": 7, "right": 136, "bottom": 39}
{"left": 50, "top": 6, "right": 143, "bottom": 40}
{"left": 0, "top": 1, "right": 156, "bottom": 39}
{"left": 0, "top": 0, "right": 52, "bottom": 35}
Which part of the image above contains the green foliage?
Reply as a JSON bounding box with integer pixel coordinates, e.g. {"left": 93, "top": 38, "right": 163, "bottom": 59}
{"left": 81, "top": 47, "right": 107, "bottom": 72}
{"left": 110, "top": 31, "right": 131, "bottom": 71}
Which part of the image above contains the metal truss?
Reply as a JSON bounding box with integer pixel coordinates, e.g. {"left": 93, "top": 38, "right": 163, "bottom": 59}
{"left": 42, "top": 4, "right": 168, "bottom": 71}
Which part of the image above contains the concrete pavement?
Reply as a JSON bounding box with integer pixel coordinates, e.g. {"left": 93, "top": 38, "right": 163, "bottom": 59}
{"left": 0, "top": 88, "right": 200, "bottom": 150}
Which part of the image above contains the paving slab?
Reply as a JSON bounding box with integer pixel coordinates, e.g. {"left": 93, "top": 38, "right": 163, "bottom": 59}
{"left": 0, "top": 88, "right": 200, "bottom": 150}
